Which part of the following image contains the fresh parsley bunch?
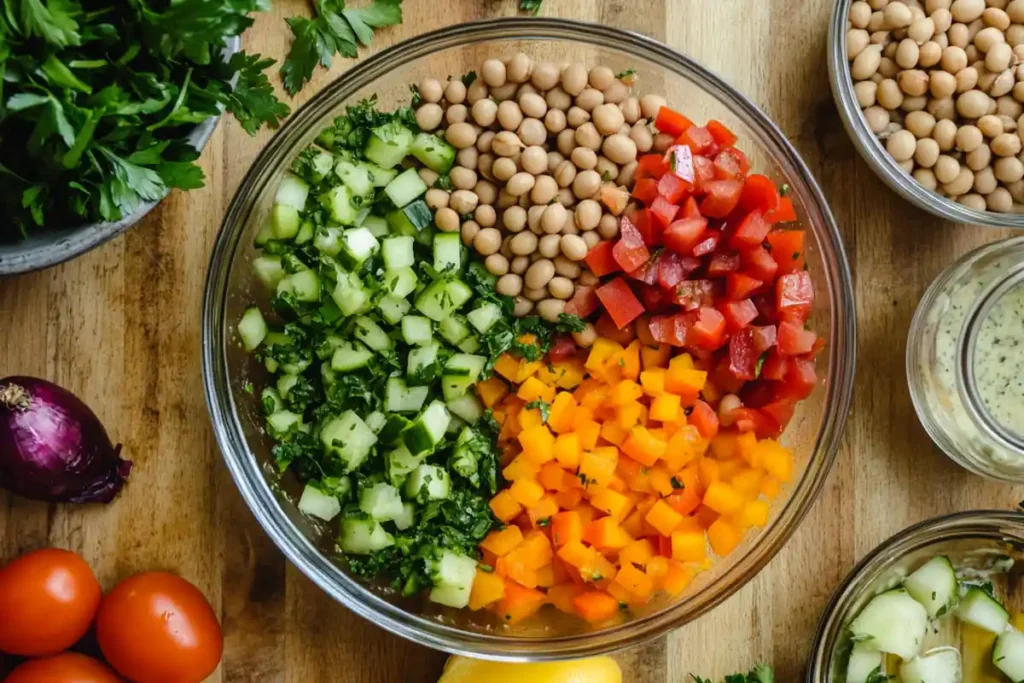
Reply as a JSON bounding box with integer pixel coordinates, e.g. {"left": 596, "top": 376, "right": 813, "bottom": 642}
{"left": 0, "top": 0, "right": 290, "bottom": 238}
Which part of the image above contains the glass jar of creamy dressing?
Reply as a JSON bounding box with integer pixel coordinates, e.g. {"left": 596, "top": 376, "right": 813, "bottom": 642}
{"left": 907, "top": 237, "right": 1024, "bottom": 482}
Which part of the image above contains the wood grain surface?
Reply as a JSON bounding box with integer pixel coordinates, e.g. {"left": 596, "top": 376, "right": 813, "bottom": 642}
{"left": 2, "top": 1, "right": 1023, "bottom": 680}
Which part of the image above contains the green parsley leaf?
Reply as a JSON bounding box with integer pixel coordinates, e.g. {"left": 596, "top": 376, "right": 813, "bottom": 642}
{"left": 524, "top": 399, "right": 551, "bottom": 423}
{"left": 519, "top": 0, "right": 543, "bottom": 14}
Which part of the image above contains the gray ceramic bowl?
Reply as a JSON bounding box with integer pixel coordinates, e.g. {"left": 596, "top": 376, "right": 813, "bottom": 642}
{"left": 0, "top": 38, "right": 240, "bottom": 276}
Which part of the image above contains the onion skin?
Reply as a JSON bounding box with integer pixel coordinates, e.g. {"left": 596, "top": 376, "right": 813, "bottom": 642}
{"left": 0, "top": 377, "right": 131, "bottom": 503}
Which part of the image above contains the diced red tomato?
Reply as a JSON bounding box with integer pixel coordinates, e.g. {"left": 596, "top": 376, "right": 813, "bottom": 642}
{"left": 699, "top": 180, "right": 743, "bottom": 218}
{"left": 680, "top": 196, "right": 701, "bottom": 220}
{"left": 548, "top": 335, "right": 578, "bottom": 362}
{"left": 725, "top": 272, "right": 763, "bottom": 300}
{"left": 595, "top": 312, "right": 637, "bottom": 346}
{"left": 649, "top": 313, "right": 692, "bottom": 347}
{"left": 707, "top": 252, "right": 741, "bottom": 278}
{"left": 760, "top": 400, "right": 796, "bottom": 434}
{"left": 635, "top": 154, "right": 669, "bottom": 182}
{"left": 689, "top": 400, "right": 719, "bottom": 439}
{"left": 776, "top": 271, "right": 814, "bottom": 322}
{"left": 632, "top": 209, "right": 658, "bottom": 246}
{"left": 654, "top": 107, "right": 694, "bottom": 137}
{"left": 758, "top": 348, "right": 788, "bottom": 380}
{"left": 637, "top": 282, "right": 669, "bottom": 310}
{"left": 713, "top": 147, "right": 750, "bottom": 180}
{"left": 692, "top": 231, "right": 720, "bottom": 258}
{"left": 631, "top": 178, "right": 660, "bottom": 205}
{"left": 596, "top": 277, "right": 645, "bottom": 329}
{"left": 565, "top": 285, "right": 600, "bottom": 318}
{"left": 741, "top": 246, "right": 778, "bottom": 284}
{"left": 650, "top": 196, "right": 680, "bottom": 228}
{"left": 805, "top": 336, "right": 827, "bottom": 358}
{"left": 729, "top": 210, "right": 771, "bottom": 250}
{"left": 613, "top": 216, "right": 651, "bottom": 272}
{"left": 766, "top": 230, "right": 805, "bottom": 275}
{"left": 656, "top": 251, "right": 685, "bottom": 291}
{"left": 781, "top": 357, "right": 817, "bottom": 400}
{"left": 663, "top": 217, "right": 707, "bottom": 256}
{"left": 739, "top": 174, "right": 780, "bottom": 214}
{"left": 627, "top": 256, "right": 658, "bottom": 285}
{"left": 751, "top": 293, "right": 778, "bottom": 325}
{"left": 692, "top": 155, "right": 715, "bottom": 191}
{"left": 706, "top": 120, "right": 738, "bottom": 147}
{"left": 675, "top": 126, "right": 716, "bottom": 155}
{"left": 732, "top": 406, "right": 782, "bottom": 439}
{"left": 777, "top": 320, "right": 817, "bottom": 355}
{"left": 658, "top": 172, "right": 691, "bottom": 204}
{"left": 673, "top": 279, "right": 716, "bottom": 311}
{"left": 584, "top": 241, "right": 621, "bottom": 277}
{"left": 751, "top": 324, "right": 777, "bottom": 356}
{"left": 765, "top": 196, "right": 797, "bottom": 224}
{"left": 685, "top": 307, "right": 727, "bottom": 350}
{"left": 720, "top": 299, "right": 758, "bottom": 332}
{"left": 665, "top": 145, "right": 695, "bottom": 185}
{"left": 728, "top": 327, "right": 759, "bottom": 380}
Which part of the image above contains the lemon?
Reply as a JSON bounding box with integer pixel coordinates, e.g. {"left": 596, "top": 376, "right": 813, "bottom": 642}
{"left": 438, "top": 656, "right": 622, "bottom": 683}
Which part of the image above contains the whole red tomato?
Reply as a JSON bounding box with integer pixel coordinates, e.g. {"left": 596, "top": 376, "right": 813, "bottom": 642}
{"left": 3, "top": 652, "right": 122, "bottom": 683}
{"left": 0, "top": 548, "right": 101, "bottom": 656}
{"left": 95, "top": 572, "right": 222, "bottom": 683}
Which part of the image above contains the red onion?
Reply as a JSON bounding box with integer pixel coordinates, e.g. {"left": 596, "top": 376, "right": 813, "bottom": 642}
{"left": 0, "top": 377, "right": 131, "bottom": 503}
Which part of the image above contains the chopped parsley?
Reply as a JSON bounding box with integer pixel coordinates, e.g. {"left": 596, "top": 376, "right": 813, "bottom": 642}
{"left": 524, "top": 399, "right": 551, "bottom": 423}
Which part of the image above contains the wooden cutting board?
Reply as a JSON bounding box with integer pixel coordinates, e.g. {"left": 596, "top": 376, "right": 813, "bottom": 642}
{"left": 2, "top": 0, "right": 1022, "bottom": 680}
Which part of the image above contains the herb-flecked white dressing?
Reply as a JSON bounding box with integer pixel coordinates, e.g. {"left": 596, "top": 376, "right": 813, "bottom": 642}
{"left": 973, "top": 282, "right": 1024, "bottom": 436}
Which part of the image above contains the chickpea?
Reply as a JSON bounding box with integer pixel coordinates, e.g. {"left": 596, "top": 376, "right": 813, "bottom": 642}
{"left": 554, "top": 255, "right": 582, "bottom": 278}
{"left": 556, "top": 233, "right": 587, "bottom": 262}
{"left": 913, "top": 167, "right": 939, "bottom": 189}
{"left": 561, "top": 63, "right": 588, "bottom": 95}
{"left": 978, "top": 114, "right": 1003, "bottom": 136}
{"left": 512, "top": 145, "right": 543, "bottom": 176}
{"left": 581, "top": 89, "right": 602, "bottom": 112}
{"left": 986, "top": 186, "right": 1014, "bottom": 211}
{"left": 445, "top": 104, "right": 467, "bottom": 126}
{"left": 545, "top": 86, "right": 572, "bottom": 111}
{"left": 536, "top": 297, "right": 567, "bottom": 322}
{"left": 991, "top": 69, "right": 1015, "bottom": 98}
{"left": 634, "top": 95, "right": 663, "bottom": 121}
{"left": 506, "top": 53, "right": 533, "bottom": 84}
{"left": 531, "top": 175, "right": 559, "bottom": 205}
{"left": 480, "top": 59, "right": 506, "bottom": 88}
{"left": 415, "top": 103, "right": 443, "bottom": 131}
{"left": 572, "top": 169, "right": 602, "bottom": 199}
{"left": 620, "top": 97, "right": 642, "bottom": 124}
{"left": 541, "top": 203, "right": 568, "bottom": 234}
{"left": 619, "top": 160, "right": 638, "bottom": 187}
{"left": 909, "top": 17, "right": 936, "bottom": 42}
{"left": 451, "top": 166, "right": 478, "bottom": 191}
{"left": 954, "top": 123, "right": 984, "bottom": 151}
{"left": 933, "top": 118, "right": 958, "bottom": 148}
{"left": 435, "top": 206, "right": 460, "bottom": 233}
{"left": 545, "top": 276, "right": 573, "bottom": 300}
{"left": 457, "top": 146, "right": 480, "bottom": 170}
{"left": 425, "top": 188, "right": 450, "bottom": 210}
{"left": 476, "top": 131, "right": 496, "bottom": 154}
{"left": 519, "top": 92, "right": 548, "bottom": 120}
{"left": 905, "top": 110, "right": 937, "bottom": 137}
{"left": 849, "top": 28, "right": 871, "bottom": 59}
{"left": 852, "top": 44, "right": 884, "bottom": 79}
{"left": 878, "top": 78, "right": 905, "bottom": 108}
{"left": 973, "top": 165, "right": 999, "bottom": 193}
{"left": 546, "top": 151, "right": 565, "bottom": 173}
{"left": 929, "top": 71, "right": 957, "bottom": 100}
{"left": 418, "top": 167, "right": 440, "bottom": 187}
{"left": 985, "top": 42, "right": 1013, "bottom": 73}
{"left": 955, "top": 66, "right": 979, "bottom": 92}
{"left": 997, "top": 95, "right": 1022, "bottom": 119}
{"left": 1009, "top": 177, "right": 1024, "bottom": 202}
{"left": 594, "top": 156, "right": 619, "bottom": 181}
{"left": 570, "top": 199, "right": 600, "bottom": 231}
{"left": 572, "top": 122, "right": 601, "bottom": 151}
{"left": 898, "top": 69, "right": 930, "bottom": 95}
{"left": 569, "top": 147, "right": 597, "bottom": 170}
{"left": 491, "top": 157, "right": 517, "bottom": 182}
{"left": 941, "top": 45, "right": 968, "bottom": 72}
{"left": 944, "top": 165, "right": 976, "bottom": 193}
{"left": 884, "top": 1, "right": 913, "bottom": 27}
{"left": 496, "top": 274, "right": 524, "bottom": 298}
{"left": 544, "top": 108, "right": 568, "bottom": 135}
{"left": 472, "top": 204, "right": 495, "bottom": 229}
{"left": 471, "top": 227, "right": 500, "bottom": 256}
{"left": 506, "top": 172, "right": 536, "bottom": 197}
{"left": 571, "top": 322, "right": 597, "bottom": 347}
{"left": 601, "top": 134, "right": 638, "bottom": 165}
{"left": 934, "top": 154, "right": 962, "bottom": 182}
{"left": 630, "top": 124, "right": 654, "bottom": 153}
{"left": 590, "top": 102, "right": 625, "bottom": 135}
{"left": 530, "top": 61, "right": 560, "bottom": 91}
{"left": 587, "top": 65, "right": 615, "bottom": 91}
{"left": 492, "top": 131, "right": 524, "bottom": 157}
{"left": 957, "top": 88, "right": 991, "bottom": 116}
{"left": 496, "top": 188, "right": 518, "bottom": 209}
{"left": 886, "top": 129, "right": 917, "bottom": 160}
{"left": 653, "top": 132, "right": 674, "bottom": 152}
{"left": 957, "top": 192, "right": 986, "bottom": 209}
{"left": 419, "top": 77, "right": 443, "bottom": 103}
{"left": 510, "top": 256, "right": 530, "bottom": 276}
{"left": 903, "top": 95, "right": 928, "bottom": 112}
{"left": 952, "top": 0, "right": 986, "bottom": 22}
{"left": 915, "top": 136, "right": 942, "bottom": 166}
{"left": 965, "top": 142, "right": 992, "bottom": 169}
{"left": 879, "top": 56, "right": 899, "bottom": 79}
{"left": 460, "top": 220, "right": 480, "bottom": 246}
{"left": 567, "top": 106, "right": 591, "bottom": 128}
{"left": 468, "top": 99, "right": 496, "bottom": 128}
{"left": 592, "top": 213, "right": 616, "bottom": 240}
{"left": 525, "top": 259, "right": 556, "bottom": 289}
{"left": 495, "top": 100, "right": 523, "bottom": 132}
{"left": 512, "top": 295, "right": 533, "bottom": 317}
{"left": 553, "top": 159, "right": 577, "bottom": 188}
{"left": 897, "top": 38, "right": 921, "bottom": 67}
{"left": 449, "top": 190, "right": 478, "bottom": 215}
{"left": 932, "top": 8, "right": 954, "bottom": 33}
{"left": 518, "top": 119, "right": 546, "bottom": 146}
{"left": 919, "top": 40, "right": 943, "bottom": 67}
{"left": 992, "top": 131, "right": 1023, "bottom": 155}
{"left": 535, "top": 234, "right": 560, "bottom": 259}
{"left": 444, "top": 79, "right": 467, "bottom": 104}
{"left": 446, "top": 122, "right": 478, "bottom": 150}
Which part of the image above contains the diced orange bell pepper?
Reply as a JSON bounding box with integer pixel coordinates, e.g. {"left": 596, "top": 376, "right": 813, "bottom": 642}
{"left": 527, "top": 495, "right": 560, "bottom": 528}
{"left": 618, "top": 341, "right": 642, "bottom": 380}
{"left": 469, "top": 570, "right": 507, "bottom": 610}
{"left": 758, "top": 440, "right": 794, "bottom": 482}
{"left": 476, "top": 377, "right": 509, "bottom": 408}
{"left": 663, "top": 426, "right": 705, "bottom": 471}
{"left": 481, "top": 525, "right": 524, "bottom": 557}
{"left": 517, "top": 376, "right": 556, "bottom": 404}
{"left": 502, "top": 455, "right": 540, "bottom": 482}
{"left": 619, "top": 538, "right": 655, "bottom": 567}
{"left": 518, "top": 408, "right": 544, "bottom": 432}
{"left": 583, "top": 517, "right": 633, "bottom": 550}
{"left": 516, "top": 359, "right": 543, "bottom": 384}
{"left": 647, "top": 466, "right": 675, "bottom": 497}
{"left": 550, "top": 510, "right": 584, "bottom": 548}
{"left": 640, "top": 344, "right": 672, "bottom": 369}
{"left": 555, "top": 487, "right": 585, "bottom": 510}
{"left": 760, "top": 476, "right": 781, "bottom": 500}
{"left": 585, "top": 338, "right": 623, "bottom": 374}
{"left": 573, "top": 590, "right": 619, "bottom": 623}
{"left": 553, "top": 433, "right": 581, "bottom": 470}
{"left": 661, "top": 560, "right": 695, "bottom": 596}
{"left": 639, "top": 368, "right": 666, "bottom": 396}
{"left": 730, "top": 468, "right": 763, "bottom": 498}
{"left": 614, "top": 562, "right": 653, "bottom": 601}
{"left": 665, "top": 367, "right": 707, "bottom": 397}
{"left": 547, "top": 392, "right": 577, "bottom": 434}
{"left": 578, "top": 451, "right": 617, "bottom": 488}
{"left": 622, "top": 426, "right": 667, "bottom": 467}
{"left": 650, "top": 393, "right": 682, "bottom": 422}
{"left": 695, "top": 504, "right": 719, "bottom": 529}
{"left": 697, "top": 457, "right": 720, "bottom": 487}
{"left": 590, "top": 487, "right": 632, "bottom": 519}
{"left": 489, "top": 490, "right": 523, "bottom": 523}
{"left": 538, "top": 461, "right": 569, "bottom": 491}
{"left": 599, "top": 419, "right": 628, "bottom": 446}
{"left": 645, "top": 555, "right": 669, "bottom": 582}
{"left": 519, "top": 425, "right": 555, "bottom": 464}
{"left": 496, "top": 581, "right": 547, "bottom": 624}
{"left": 710, "top": 432, "right": 741, "bottom": 460}
{"left": 509, "top": 478, "right": 545, "bottom": 507}
{"left": 516, "top": 529, "right": 554, "bottom": 569}
{"left": 548, "top": 583, "right": 586, "bottom": 614}
{"left": 494, "top": 353, "right": 520, "bottom": 381}
{"left": 576, "top": 419, "right": 601, "bottom": 450}
{"left": 607, "top": 379, "right": 644, "bottom": 407}
{"left": 707, "top": 518, "right": 743, "bottom": 556}
{"left": 645, "top": 500, "right": 684, "bottom": 536}
{"left": 702, "top": 481, "right": 745, "bottom": 516}
{"left": 736, "top": 431, "right": 759, "bottom": 466}
{"left": 616, "top": 401, "right": 645, "bottom": 430}
{"left": 739, "top": 499, "right": 770, "bottom": 527}
{"left": 671, "top": 531, "right": 707, "bottom": 562}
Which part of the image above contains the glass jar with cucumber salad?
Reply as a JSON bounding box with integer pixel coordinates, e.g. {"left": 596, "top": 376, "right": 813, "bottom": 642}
{"left": 809, "top": 511, "right": 1024, "bottom": 683}
{"left": 234, "top": 51, "right": 821, "bottom": 628}
{"left": 908, "top": 237, "right": 1024, "bottom": 483}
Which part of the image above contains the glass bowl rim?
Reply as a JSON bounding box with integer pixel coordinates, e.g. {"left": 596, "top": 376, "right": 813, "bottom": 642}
{"left": 805, "top": 509, "right": 1024, "bottom": 682}
{"left": 202, "top": 17, "right": 857, "bottom": 660}
{"left": 827, "top": 0, "right": 1024, "bottom": 229}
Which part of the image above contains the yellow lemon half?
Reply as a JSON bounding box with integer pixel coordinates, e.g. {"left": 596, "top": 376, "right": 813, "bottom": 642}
{"left": 438, "top": 656, "right": 622, "bottom": 683}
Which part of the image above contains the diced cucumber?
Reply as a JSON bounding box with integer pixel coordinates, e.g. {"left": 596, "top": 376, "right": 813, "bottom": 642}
{"left": 276, "top": 374, "right": 299, "bottom": 399}
{"left": 378, "top": 295, "right": 411, "bottom": 324}
{"left": 383, "top": 267, "right": 419, "bottom": 299}
{"left": 364, "top": 122, "right": 414, "bottom": 169}
{"left": 295, "top": 220, "right": 314, "bottom": 245}
{"left": 428, "top": 550, "right": 477, "bottom": 609}
{"left": 361, "top": 214, "right": 389, "bottom": 237}
{"left": 467, "top": 302, "right": 502, "bottom": 334}
{"left": 280, "top": 356, "right": 311, "bottom": 376}
{"left": 957, "top": 587, "right": 1011, "bottom": 633}
{"left": 270, "top": 204, "right": 300, "bottom": 240}
{"left": 238, "top": 307, "right": 267, "bottom": 351}
{"left": 379, "top": 414, "right": 413, "bottom": 445}
{"left": 334, "top": 159, "right": 374, "bottom": 197}
{"left": 414, "top": 278, "right": 473, "bottom": 321}
{"left": 386, "top": 200, "right": 433, "bottom": 238}
{"left": 404, "top": 463, "right": 451, "bottom": 500}
{"left": 457, "top": 336, "right": 482, "bottom": 353}
{"left": 298, "top": 485, "right": 342, "bottom": 521}
{"left": 385, "top": 377, "right": 429, "bottom": 413}
{"left": 252, "top": 255, "right": 286, "bottom": 289}
{"left": 338, "top": 227, "right": 379, "bottom": 270}
{"left": 275, "top": 172, "right": 310, "bottom": 210}
{"left": 446, "top": 393, "right": 483, "bottom": 424}
{"left": 352, "top": 316, "right": 392, "bottom": 352}
{"left": 994, "top": 628, "right": 1024, "bottom": 681}
{"left": 433, "top": 232, "right": 462, "bottom": 272}
{"left": 277, "top": 269, "right": 321, "bottom": 303}
{"left": 359, "top": 482, "right": 405, "bottom": 522}
{"left": 331, "top": 342, "right": 373, "bottom": 371}
{"left": 439, "top": 315, "right": 471, "bottom": 345}
{"left": 382, "top": 235, "right": 416, "bottom": 270}
{"left": 365, "top": 411, "right": 387, "bottom": 433}
{"left": 407, "top": 342, "right": 441, "bottom": 386}
{"left": 845, "top": 644, "right": 883, "bottom": 683}
{"left": 267, "top": 410, "right": 303, "bottom": 438}
{"left": 384, "top": 167, "right": 428, "bottom": 208}
{"left": 386, "top": 443, "right": 424, "bottom": 486}
{"left": 260, "top": 387, "right": 282, "bottom": 415}
{"left": 255, "top": 220, "right": 273, "bottom": 247}
{"left": 316, "top": 333, "right": 346, "bottom": 360}
{"left": 393, "top": 502, "right": 415, "bottom": 531}
{"left": 314, "top": 227, "right": 344, "bottom": 256}
{"left": 366, "top": 162, "right": 398, "bottom": 187}
{"left": 445, "top": 353, "right": 486, "bottom": 380}
{"left": 319, "top": 411, "right": 378, "bottom": 471}
{"left": 302, "top": 148, "right": 335, "bottom": 183}
{"left": 410, "top": 132, "right": 456, "bottom": 174}
{"left": 320, "top": 184, "right": 359, "bottom": 225}
{"left": 849, "top": 588, "right": 928, "bottom": 660}
{"left": 340, "top": 516, "right": 394, "bottom": 554}
{"left": 331, "top": 272, "right": 371, "bottom": 316}
{"left": 441, "top": 374, "right": 473, "bottom": 402}
{"left": 402, "top": 400, "right": 450, "bottom": 455}
{"left": 900, "top": 649, "right": 961, "bottom": 683}
{"left": 904, "top": 555, "right": 959, "bottom": 618}
{"left": 321, "top": 362, "right": 336, "bottom": 386}
{"left": 265, "top": 357, "right": 279, "bottom": 373}
{"left": 401, "top": 315, "right": 434, "bottom": 347}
